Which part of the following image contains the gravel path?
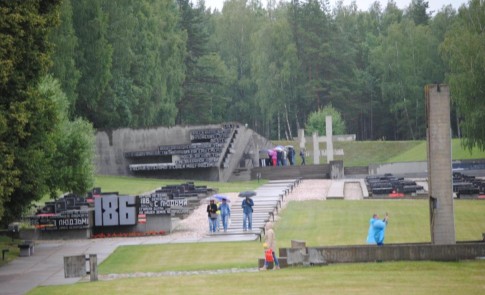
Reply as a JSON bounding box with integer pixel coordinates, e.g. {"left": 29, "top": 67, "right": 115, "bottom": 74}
{"left": 95, "top": 267, "right": 259, "bottom": 281}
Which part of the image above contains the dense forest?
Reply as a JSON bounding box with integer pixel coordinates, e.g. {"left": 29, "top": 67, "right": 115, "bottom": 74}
{"left": 1, "top": 0, "right": 484, "bottom": 224}
{"left": 47, "top": 0, "right": 484, "bottom": 144}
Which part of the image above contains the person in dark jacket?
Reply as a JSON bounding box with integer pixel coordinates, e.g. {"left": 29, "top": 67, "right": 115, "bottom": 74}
{"left": 241, "top": 196, "right": 254, "bottom": 231}
{"left": 300, "top": 149, "right": 306, "bottom": 165}
{"left": 207, "top": 199, "right": 218, "bottom": 233}
{"left": 287, "top": 147, "right": 296, "bottom": 165}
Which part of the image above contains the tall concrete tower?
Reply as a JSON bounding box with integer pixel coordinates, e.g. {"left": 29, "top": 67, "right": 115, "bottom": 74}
{"left": 426, "top": 84, "right": 456, "bottom": 244}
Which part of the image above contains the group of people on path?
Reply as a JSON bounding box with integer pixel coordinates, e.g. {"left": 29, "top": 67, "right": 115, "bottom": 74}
{"left": 260, "top": 146, "right": 306, "bottom": 167}
{"left": 206, "top": 195, "right": 256, "bottom": 233}
{"left": 206, "top": 198, "right": 231, "bottom": 233}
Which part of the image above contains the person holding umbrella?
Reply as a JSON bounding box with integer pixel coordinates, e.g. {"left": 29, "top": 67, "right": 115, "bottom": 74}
{"left": 269, "top": 149, "right": 277, "bottom": 166}
{"left": 286, "top": 146, "right": 295, "bottom": 165}
{"left": 219, "top": 198, "right": 231, "bottom": 232}
{"left": 240, "top": 191, "right": 255, "bottom": 231}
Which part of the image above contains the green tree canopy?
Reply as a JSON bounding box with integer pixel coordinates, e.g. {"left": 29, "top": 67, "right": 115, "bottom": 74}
{"left": 305, "top": 104, "right": 347, "bottom": 136}
{"left": 0, "top": 1, "right": 95, "bottom": 225}
{"left": 440, "top": 0, "right": 485, "bottom": 150}
{"left": 39, "top": 76, "right": 95, "bottom": 199}
{"left": 48, "top": 0, "right": 80, "bottom": 118}
{"left": 0, "top": 0, "right": 62, "bottom": 224}
{"left": 26, "top": 0, "right": 485, "bottom": 149}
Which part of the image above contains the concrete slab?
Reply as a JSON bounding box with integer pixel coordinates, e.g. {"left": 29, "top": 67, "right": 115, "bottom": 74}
{"left": 343, "top": 179, "right": 367, "bottom": 200}
{"left": 327, "top": 180, "right": 345, "bottom": 199}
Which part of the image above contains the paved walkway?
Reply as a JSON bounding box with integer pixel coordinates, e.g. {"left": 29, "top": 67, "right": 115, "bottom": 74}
{"left": 0, "top": 233, "right": 258, "bottom": 295}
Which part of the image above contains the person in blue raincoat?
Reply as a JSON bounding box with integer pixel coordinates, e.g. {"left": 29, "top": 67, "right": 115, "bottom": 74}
{"left": 219, "top": 198, "right": 231, "bottom": 232}
{"left": 367, "top": 213, "right": 389, "bottom": 246}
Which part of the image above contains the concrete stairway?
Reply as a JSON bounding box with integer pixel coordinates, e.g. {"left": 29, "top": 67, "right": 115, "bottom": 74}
{"left": 203, "top": 179, "right": 301, "bottom": 242}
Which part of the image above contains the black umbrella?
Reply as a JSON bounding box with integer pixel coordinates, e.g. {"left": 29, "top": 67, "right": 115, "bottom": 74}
{"left": 238, "top": 190, "right": 256, "bottom": 198}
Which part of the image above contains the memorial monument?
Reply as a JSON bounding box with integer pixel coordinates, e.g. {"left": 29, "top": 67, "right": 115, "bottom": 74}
{"left": 426, "top": 84, "right": 455, "bottom": 244}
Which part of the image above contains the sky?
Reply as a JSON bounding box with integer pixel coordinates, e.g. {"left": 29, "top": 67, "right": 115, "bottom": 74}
{"left": 202, "top": 0, "right": 469, "bottom": 13}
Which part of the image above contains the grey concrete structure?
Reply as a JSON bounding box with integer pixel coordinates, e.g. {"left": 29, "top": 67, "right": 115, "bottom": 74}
{"left": 95, "top": 123, "right": 272, "bottom": 182}
{"left": 251, "top": 164, "right": 331, "bottom": 180}
{"left": 304, "top": 116, "right": 356, "bottom": 165}
{"left": 326, "top": 116, "right": 334, "bottom": 163}
{"left": 279, "top": 242, "right": 485, "bottom": 265}
{"left": 426, "top": 84, "right": 455, "bottom": 244}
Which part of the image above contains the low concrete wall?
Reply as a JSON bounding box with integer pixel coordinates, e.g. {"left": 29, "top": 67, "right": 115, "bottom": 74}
{"left": 344, "top": 166, "right": 369, "bottom": 176}
{"left": 251, "top": 165, "right": 331, "bottom": 180}
{"left": 280, "top": 242, "right": 485, "bottom": 265}
{"left": 134, "top": 215, "right": 173, "bottom": 233}
{"left": 330, "top": 160, "right": 344, "bottom": 179}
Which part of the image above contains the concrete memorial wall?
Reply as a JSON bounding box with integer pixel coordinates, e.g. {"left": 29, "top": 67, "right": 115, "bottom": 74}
{"left": 25, "top": 183, "right": 213, "bottom": 240}
{"left": 96, "top": 123, "right": 242, "bottom": 181}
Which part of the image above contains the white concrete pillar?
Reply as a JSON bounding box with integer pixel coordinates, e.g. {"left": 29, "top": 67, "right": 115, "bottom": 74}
{"left": 326, "top": 116, "right": 333, "bottom": 163}
{"left": 312, "top": 132, "right": 319, "bottom": 164}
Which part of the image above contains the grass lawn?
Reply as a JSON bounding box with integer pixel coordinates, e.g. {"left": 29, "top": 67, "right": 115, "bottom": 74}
{"left": 27, "top": 199, "right": 485, "bottom": 295}
{"left": 36, "top": 176, "right": 266, "bottom": 204}
{"left": 22, "top": 137, "right": 485, "bottom": 294}
{"left": 0, "top": 236, "right": 20, "bottom": 266}
{"left": 277, "top": 199, "right": 485, "bottom": 246}
{"left": 94, "top": 176, "right": 266, "bottom": 196}
{"left": 28, "top": 260, "right": 485, "bottom": 295}
{"left": 275, "top": 138, "right": 485, "bottom": 167}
